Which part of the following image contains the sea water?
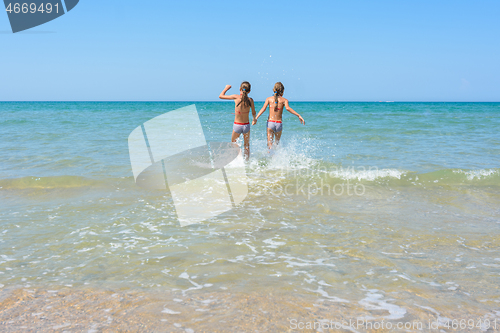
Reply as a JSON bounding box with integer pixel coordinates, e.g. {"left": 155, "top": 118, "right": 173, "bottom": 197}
{"left": 0, "top": 102, "right": 499, "bottom": 332}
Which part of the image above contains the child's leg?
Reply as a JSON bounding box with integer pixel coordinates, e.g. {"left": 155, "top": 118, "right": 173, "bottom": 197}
{"left": 267, "top": 128, "right": 274, "bottom": 150}
{"left": 274, "top": 130, "right": 282, "bottom": 146}
{"left": 231, "top": 131, "right": 241, "bottom": 143}
{"left": 243, "top": 132, "right": 250, "bottom": 160}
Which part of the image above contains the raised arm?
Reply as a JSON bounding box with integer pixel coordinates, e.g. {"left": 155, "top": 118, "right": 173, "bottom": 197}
{"left": 284, "top": 99, "right": 305, "bottom": 125}
{"left": 219, "top": 85, "right": 238, "bottom": 100}
{"left": 253, "top": 99, "right": 269, "bottom": 125}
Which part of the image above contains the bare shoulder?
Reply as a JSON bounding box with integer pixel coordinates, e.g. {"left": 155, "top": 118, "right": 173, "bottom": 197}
{"left": 282, "top": 97, "right": 290, "bottom": 103}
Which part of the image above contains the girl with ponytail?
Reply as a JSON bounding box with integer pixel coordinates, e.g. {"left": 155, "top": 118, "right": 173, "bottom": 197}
{"left": 219, "top": 81, "right": 256, "bottom": 160}
{"left": 253, "top": 82, "right": 305, "bottom": 150}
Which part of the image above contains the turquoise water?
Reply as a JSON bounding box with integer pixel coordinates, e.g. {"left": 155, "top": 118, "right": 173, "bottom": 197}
{"left": 1, "top": 102, "right": 499, "bottom": 179}
{"left": 1, "top": 102, "right": 499, "bottom": 331}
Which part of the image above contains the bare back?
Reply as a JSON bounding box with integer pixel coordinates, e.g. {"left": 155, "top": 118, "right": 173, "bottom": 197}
{"left": 267, "top": 96, "right": 286, "bottom": 121}
{"left": 234, "top": 97, "right": 254, "bottom": 123}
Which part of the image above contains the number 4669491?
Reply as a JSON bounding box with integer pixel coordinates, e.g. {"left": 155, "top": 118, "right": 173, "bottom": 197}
{"left": 6, "top": 3, "right": 59, "bottom": 14}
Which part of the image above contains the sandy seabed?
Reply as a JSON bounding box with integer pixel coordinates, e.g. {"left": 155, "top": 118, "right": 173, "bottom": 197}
{"left": 1, "top": 285, "right": 500, "bottom": 332}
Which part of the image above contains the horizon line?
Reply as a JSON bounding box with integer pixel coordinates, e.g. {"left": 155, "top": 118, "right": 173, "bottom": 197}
{"left": 1, "top": 100, "right": 500, "bottom": 103}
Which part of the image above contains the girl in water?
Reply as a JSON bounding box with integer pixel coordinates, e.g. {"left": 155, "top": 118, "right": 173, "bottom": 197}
{"left": 253, "top": 82, "right": 305, "bottom": 150}
{"left": 219, "top": 81, "right": 256, "bottom": 160}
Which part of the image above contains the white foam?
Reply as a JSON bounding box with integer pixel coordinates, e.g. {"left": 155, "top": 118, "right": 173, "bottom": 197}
{"left": 415, "top": 304, "right": 452, "bottom": 327}
{"left": 162, "top": 308, "right": 180, "bottom": 314}
{"left": 305, "top": 286, "right": 349, "bottom": 303}
{"left": 329, "top": 168, "right": 405, "bottom": 181}
{"left": 263, "top": 238, "right": 286, "bottom": 248}
{"left": 482, "top": 263, "right": 500, "bottom": 268}
{"left": 248, "top": 136, "right": 317, "bottom": 176}
{"left": 453, "top": 168, "right": 499, "bottom": 180}
{"left": 358, "top": 290, "right": 406, "bottom": 320}
{"left": 279, "top": 255, "right": 336, "bottom": 268}
{"left": 397, "top": 274, "right": 415, "bottom": 282}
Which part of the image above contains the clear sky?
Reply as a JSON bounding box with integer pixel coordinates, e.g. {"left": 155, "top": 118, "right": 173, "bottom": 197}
{"left": 1, "top": 0, "right": 499, "bottom": 101}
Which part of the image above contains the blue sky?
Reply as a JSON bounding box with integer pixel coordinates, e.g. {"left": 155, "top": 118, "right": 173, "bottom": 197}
{"left": 1, "top": 0, "right": 499, "bottom": 101}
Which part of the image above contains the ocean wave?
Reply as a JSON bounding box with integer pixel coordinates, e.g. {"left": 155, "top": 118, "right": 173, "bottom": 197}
{"left": 245, "top": 139, "right": 499, "bottom": 187}
{"left": 322, "top": 166, "right": 500, "bottom": 185}
{"left": 326, "top": 167, "right": 406, "bottom": 181}
{"left": 452, "top": 168, "right": 499, "bottom": 180}
{"left": 249, "top": 164, "right": 500, "bottom": 189}
{"left": 0, "top": 168, "right": 497, "bottom": 192}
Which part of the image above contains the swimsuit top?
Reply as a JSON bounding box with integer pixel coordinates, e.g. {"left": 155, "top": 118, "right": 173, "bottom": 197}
{"left": 274, "top": 102, "right": 281, "bottom": 112}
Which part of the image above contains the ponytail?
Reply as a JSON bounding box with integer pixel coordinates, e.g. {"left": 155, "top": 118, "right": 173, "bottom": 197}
{"left": 237, "top": 81, "right": 251, "bottom": 107}
{"left": 273, "top": 82, "right": 284, "bottom": 107}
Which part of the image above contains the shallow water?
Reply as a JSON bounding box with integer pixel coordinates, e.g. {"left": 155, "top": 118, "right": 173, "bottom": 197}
{"left": 1, "top": 102, "right": 499, "bottom": 332}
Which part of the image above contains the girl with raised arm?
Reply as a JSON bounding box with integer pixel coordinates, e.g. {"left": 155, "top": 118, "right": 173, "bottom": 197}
{"left": 219, "top": 81, "right": 256, "bottom": 160}
{"left": 252, "top": 82, "right": 305, "bottom": 150}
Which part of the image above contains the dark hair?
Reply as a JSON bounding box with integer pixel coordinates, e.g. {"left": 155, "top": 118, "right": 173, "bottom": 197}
{"left": 237, "top": 81, "right": 251, "bottom": 107}
{"left": 273, "top": 82, "right": 284, "bottom": 106}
